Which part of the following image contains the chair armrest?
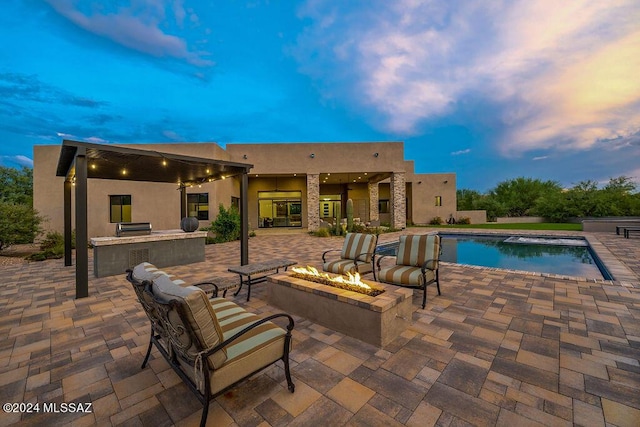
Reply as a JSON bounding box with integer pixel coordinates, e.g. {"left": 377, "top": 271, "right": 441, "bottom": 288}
{"left": 322, "top": 249, "right": 341, "bottom": 263}
{"left": 204, "top": 313, "right": 295, "bottom": 358}
{"left": 376, "top": 254, "right": 396, "bottom": 270}
{"left": 353, "top": 252, "right": 374, "bottom": 265}
{"left": 421, "top": 259, "right": 438, "bottom": 272}
{"left": 193, "top": 281, "right": 219, "bottom": 298}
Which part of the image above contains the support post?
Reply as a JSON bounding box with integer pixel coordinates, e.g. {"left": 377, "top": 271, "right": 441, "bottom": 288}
{"left": 240, "top": 172, "right": 249, "bottom": 265}
{"left": 306, "top": 174, "right": 320, "bottom": 232}
{"left": 64, "top": 179, "right": 72, "bottom": 266}
{"left": 180, "top": 185, "right": 187, "bottom": 219}
{"left": 74, "top": 151, "right": 89, "bottom": 298}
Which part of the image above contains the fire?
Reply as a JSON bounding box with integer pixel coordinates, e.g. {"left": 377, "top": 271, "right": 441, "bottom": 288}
{"left": 290, "top": 266, "right": 383, "bottom": 297}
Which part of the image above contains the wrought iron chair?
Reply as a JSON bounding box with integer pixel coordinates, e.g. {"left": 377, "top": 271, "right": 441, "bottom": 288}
{"left": 376, "top": 234, "right": 441, "bottom": 308}
{"left": 322, "top": 232, "right": 378, "bottom": 278}
{"left": 126, "top": 263, "right": 295, "bottom": 427}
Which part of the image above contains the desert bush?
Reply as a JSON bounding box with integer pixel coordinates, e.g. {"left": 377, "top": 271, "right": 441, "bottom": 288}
{"left": 429, "top": 216, "right": 443, "bottom": 225}
{"left": 202, "top": 204, "right": 241, "bottom": 243}
{"left": 457, "top": 217, "right": 471, "bottom": 225}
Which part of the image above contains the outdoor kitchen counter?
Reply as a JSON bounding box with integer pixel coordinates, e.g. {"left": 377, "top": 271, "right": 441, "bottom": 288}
{"left": 90, "top": 230, "right": 207, "bottom": 277}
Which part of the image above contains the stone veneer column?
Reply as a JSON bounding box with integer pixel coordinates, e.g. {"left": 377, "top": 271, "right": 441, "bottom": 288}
{"left": 307, "top": 174, "right": 320, "bottom": 232}
{"left": 368, "top": 182, "right": 379, "bottom": 222}
{"left": 390, "top": 172, "right": 406, "bottom": 230}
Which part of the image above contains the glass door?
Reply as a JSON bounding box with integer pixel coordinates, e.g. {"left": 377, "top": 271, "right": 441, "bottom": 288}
{"left": 258, "top": 191, "right": 302, "bottom": 228}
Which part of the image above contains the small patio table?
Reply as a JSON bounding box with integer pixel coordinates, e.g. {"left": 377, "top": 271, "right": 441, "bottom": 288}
{"left": 228, "top": 259, "right": 297, "bottom": 301}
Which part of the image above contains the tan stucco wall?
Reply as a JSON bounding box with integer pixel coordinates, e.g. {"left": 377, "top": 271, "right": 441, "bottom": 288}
{"left": 406, "top": 172, "right": 457, "bottom": 225}
{"left": 226, "top": 142, "right": 406, "bottom": 174}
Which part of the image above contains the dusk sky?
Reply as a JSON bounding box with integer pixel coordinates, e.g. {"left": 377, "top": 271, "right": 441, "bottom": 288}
{"left": 1, "top": 0, "right": 639, "bottom": 191}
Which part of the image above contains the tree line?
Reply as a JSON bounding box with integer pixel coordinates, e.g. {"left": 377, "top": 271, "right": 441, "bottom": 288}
{"left": 0, "top": 166, "right": 41, "bottom": 251}
{"left": 457, "top": 176, "right": 640, "bottom": 222}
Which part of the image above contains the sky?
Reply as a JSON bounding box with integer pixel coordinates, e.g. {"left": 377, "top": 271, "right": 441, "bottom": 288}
{"left": 1, "top": 0, "right": 639, "bottom": 192}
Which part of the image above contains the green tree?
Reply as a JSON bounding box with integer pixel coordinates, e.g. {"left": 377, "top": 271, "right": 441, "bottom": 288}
{"left": 204, "top": 204, "right": 240, "bottom": 243}
{"left": 0, "top": 202, "right": 42, "bottom": 251}
{"left": 0, "top": 166, "right": 33, "bottom": 205}
{"left": 601, "top": 176, "right": 638, "bottom": 216}
{"left": 490, "top": 177, "right": 562, "bottom": 217}
{"left": 456, "top": 189, "right": 483, "bottom": 211}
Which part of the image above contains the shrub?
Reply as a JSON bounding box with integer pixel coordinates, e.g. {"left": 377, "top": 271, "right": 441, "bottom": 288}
{"left": 0, "top": 202, "right": 42, "bottom": 251}
{"left": 311, "top": 228, "right": 331, "bottom": 237}
{"left": 457, "top": 217, "right": 471, "bottom": 225}
{"left": 202, "top": 204, "right": 241, "bottom": 243}
{"left": 27, "top": 231, "right": 67, "bottom": 261}
{"left": 429, "top": 216, "right": 443, "bottom": 225}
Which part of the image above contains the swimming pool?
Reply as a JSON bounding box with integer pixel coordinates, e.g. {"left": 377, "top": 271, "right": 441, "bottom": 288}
{"left": 377, "top": 234, "right": 612, "bottom": 280}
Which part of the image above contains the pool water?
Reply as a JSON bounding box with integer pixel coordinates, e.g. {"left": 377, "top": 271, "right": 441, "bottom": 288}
{"left": 377, "top": 234, "right": 611, "bottom": 280}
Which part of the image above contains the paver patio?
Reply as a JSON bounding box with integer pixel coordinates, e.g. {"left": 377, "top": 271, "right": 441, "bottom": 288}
{"left": 0, "top": 228, "right": 639, "bottom": 426}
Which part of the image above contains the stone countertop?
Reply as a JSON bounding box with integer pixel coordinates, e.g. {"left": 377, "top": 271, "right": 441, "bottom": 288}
{"left": 90, "top": 230, "right": 207, "bottom": 246}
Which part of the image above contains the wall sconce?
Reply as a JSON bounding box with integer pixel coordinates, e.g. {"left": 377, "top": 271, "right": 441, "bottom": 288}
{"left": 443, "top": 180, "right": 448, "bottom": 184}
{"left": 243, "top": 154, "right": 247, "bottom": 159}
{"left": 373, "top": 152, "right": 379, "bottom": 157}
{"left": 418, "top": 181, "right": 422, "bottom": 184}
{"left": 310, "top": 153, "right": 315, "bottom": 158}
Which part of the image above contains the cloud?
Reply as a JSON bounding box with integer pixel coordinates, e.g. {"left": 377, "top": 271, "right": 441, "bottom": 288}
{"left": 44, "top": 0, "right": 212, "bottom": 67}
{"left": 1, "top": 155, "right": 34, "bottom": 168}
{"left": 532, "top": 156, "right": 548, "bottom": 161}
{"left": 451, "top": 149, "right": 471, "bottom": 156}
{"left": 294, "top": 0, "right": 640, "bottom": 156}
{"left": 0, "top": 73, "right": 108, "bottom": 108}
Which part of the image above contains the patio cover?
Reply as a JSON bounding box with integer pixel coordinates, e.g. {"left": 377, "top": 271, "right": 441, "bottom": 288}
{"left": 55, "top": 140, "right": 253, "bottom": 298}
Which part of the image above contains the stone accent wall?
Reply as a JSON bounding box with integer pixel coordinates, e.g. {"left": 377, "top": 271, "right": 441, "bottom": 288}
{"left": 368, "top": 182, "right": 379, "bottom": 222}
{"left": 307, "top": 174, "right": 320, "bottom": 231}
{"left": 390, "top": 172, "right": 406, "bottom": 229}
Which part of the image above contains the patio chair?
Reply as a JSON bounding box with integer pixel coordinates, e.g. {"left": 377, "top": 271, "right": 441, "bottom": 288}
{"left": 376, "top": 234, "right": 441, "bottom": 309}
{"left": 126, "top": 263, "right": 295, "bottom": 427}
{"left": 322, "top": 232, "right": 378, "bottom": 278}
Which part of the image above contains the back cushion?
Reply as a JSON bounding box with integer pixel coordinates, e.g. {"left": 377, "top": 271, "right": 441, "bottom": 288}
{"left": 132, "top": 262, "right": 166, "bottom": 283}
{"left": 396, "top": 234, "right": 440, "bottom": 267}
{"left": 151, "top": 274, "right": 227, "bottom": 368}
{"left": 132, "top": 262, "right": 187, "bottom": 287}
{"left": 341, "top": 233, "right": 376, "bottom": 262}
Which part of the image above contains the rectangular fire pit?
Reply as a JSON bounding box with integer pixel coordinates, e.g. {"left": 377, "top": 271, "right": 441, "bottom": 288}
{"left": 267, "top": 272, "right": 414, "bottom": 347}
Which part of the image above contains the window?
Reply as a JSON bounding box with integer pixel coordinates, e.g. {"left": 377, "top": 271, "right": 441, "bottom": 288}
{"left": 379, "top": 200, "right": 390, "bottom": 213}
{"left": 110, "top": 195, "right": 131, "bottom": 223}
{"left": 231, "top": 196, "right": 240, "bottom": 210}
{"left": 187, "top": 193, "right": 209, "bottom": 220}
{"left": 435, "top": 196, "right": 442, "bottom": 207}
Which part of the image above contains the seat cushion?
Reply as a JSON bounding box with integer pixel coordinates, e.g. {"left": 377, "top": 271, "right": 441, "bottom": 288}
{"left": 341, "top": 233, "right": 377, "bottom": 263}
{"left": 396, "top": 234, "right": 439, "bottom": 268}
{"left": 151, "top": 275, "right": 227, "bottom": 369}
{"left": 378, "top": 265, "right": 435, "bottom": 287}
{"left": 324, "top": 259, "right": 373, "bottom": 275}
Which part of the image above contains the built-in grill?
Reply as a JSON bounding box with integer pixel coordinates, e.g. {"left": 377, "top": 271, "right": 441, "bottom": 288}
{"left": 116, "top": 222, "right": 152, "bottom": 237}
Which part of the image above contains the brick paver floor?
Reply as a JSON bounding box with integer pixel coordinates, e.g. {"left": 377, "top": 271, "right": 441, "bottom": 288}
{"left": 0, "top": 228, "right": 638, "bottom": 426}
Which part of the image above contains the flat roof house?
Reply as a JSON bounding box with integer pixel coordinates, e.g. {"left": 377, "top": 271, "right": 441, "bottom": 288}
{"left": 33, "top": 141, "right": 460, "bottom": 238}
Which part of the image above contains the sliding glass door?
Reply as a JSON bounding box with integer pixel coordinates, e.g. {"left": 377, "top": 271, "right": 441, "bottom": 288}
{"left": 258, "top": 191, "right": 302, "bottom": 228}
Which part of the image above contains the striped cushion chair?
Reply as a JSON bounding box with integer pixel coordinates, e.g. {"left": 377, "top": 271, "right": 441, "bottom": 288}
{"left": 376, "top": 234, "right": 441, "bottom": 309}
{"left": 322, "top": 232, "right": 378, "bottom": 277}
{"left": 126, "top": 265, "right": 295, "bottom": 427}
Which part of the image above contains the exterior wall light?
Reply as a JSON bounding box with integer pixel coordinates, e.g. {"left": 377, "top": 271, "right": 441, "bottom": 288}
{"left": 243, "top": 154, "right": 248, "bottom": 159}
{"left": 373, "top": 152, "right": 379, "bottom": 157}
{"left": 310, "top": 153, "right": 315, "bottom": 158}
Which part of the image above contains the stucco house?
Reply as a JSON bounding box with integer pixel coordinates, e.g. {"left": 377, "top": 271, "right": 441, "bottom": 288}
{"left": 33, "top": 141, "right": 477, "bottom": 238}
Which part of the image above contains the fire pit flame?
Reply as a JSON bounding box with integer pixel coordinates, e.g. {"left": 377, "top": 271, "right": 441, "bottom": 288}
{"left": 290, "top": 266, "right": 384, "bottom": 297}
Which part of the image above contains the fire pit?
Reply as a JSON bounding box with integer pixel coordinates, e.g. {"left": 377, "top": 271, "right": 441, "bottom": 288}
{"left": 267, "top": 269, "right": 414, "bottom": 347}
{"left": 290, "top": 266, "right": 384, "bottom": 297}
